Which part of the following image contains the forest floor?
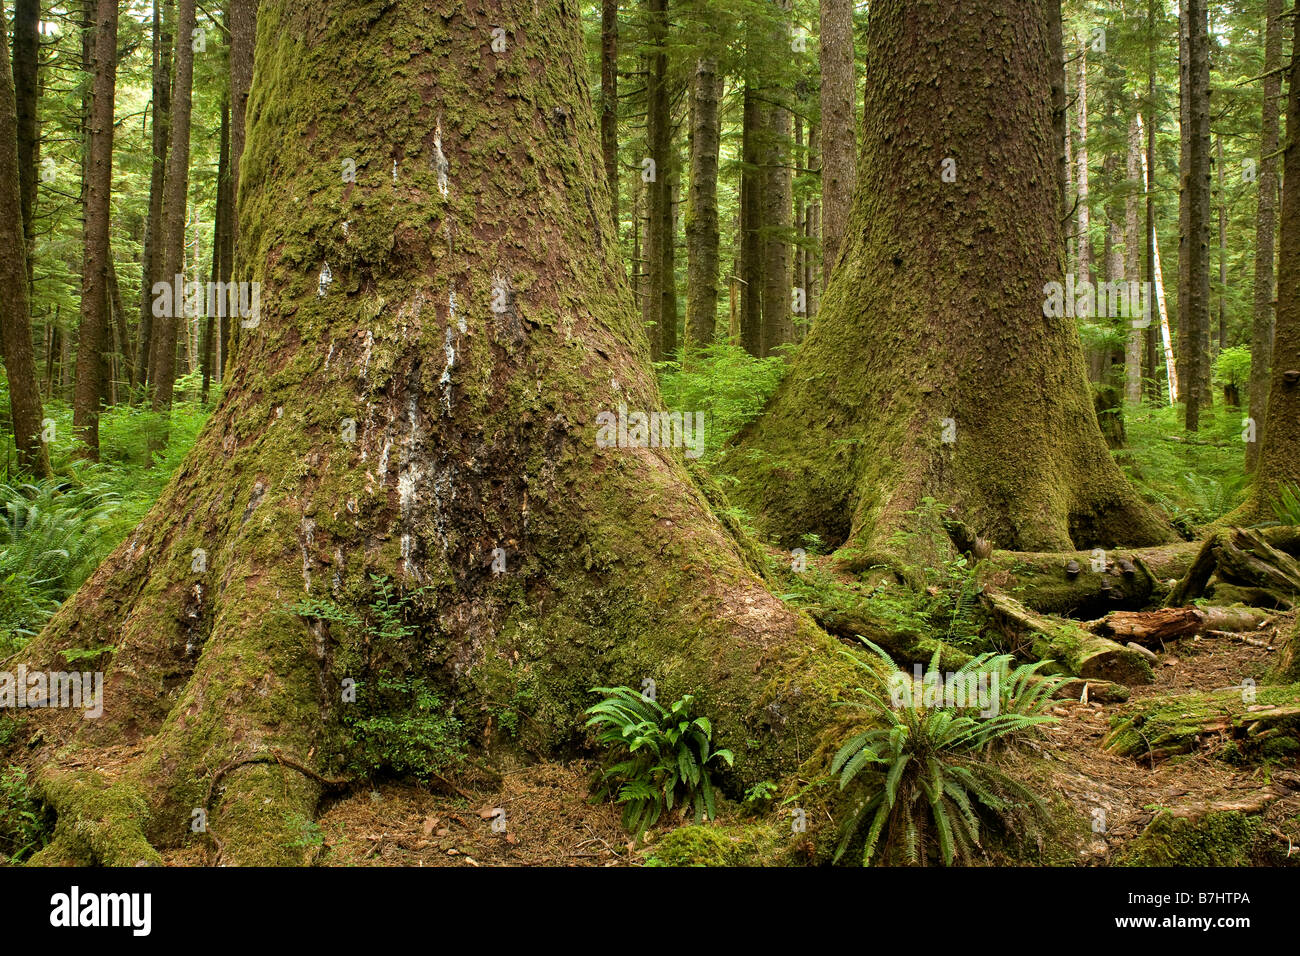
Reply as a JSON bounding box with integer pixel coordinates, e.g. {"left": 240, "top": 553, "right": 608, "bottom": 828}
{"left": 1028, "top": 607, "right": 1300, "bottom": 865}
{"left": 156, "top": 608, "right": 1300, "bottom": 868}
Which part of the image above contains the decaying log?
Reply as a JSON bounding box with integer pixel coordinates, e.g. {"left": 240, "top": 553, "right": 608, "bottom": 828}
{"left": 980, "top": 590, "right": 1153, "bottom": 684}
{"left": 1105, "top": 684, "right": 1300, "bottom": 761}
{"left": 1087, "top": 606, "right": 1272, "bottom": 647}
{"left": 1169, "top": 526, "right": 1300, "bottom": 608}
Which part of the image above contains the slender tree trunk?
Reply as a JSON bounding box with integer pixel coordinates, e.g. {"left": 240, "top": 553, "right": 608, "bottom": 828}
{"left": 202, "top": 102, "right": 230, "bottom": 405}
{"left": 1247, "top": 0, "right": 1282, "bottom": 472}
{"left": 818, "top": 0, "right": 856, "bottom": 281}
{"left": 1144, "top": 8, "right": 1161, "bottom": 402}
{"left": 760, "top": 68, "right": 793, "bottom": 355}
{"left": 72, "top": 0, "right": 120, "bottom": 461}
{"left": 1183, "top": 0, "right": 1212, "bottom": 430}
{"left": 724, "top": 0, "right": 1173, "bottom": 553}
{"left": 643, "top": 0, "right": 675, "bottom": 360}
{"left": 739, "top": 81, "right": 763, "bottom": 356}
{"left": 1215, "top": 133, "right": 1226, "bottom": 357}
{"left": 1125, "top": 113, "right": 1143, "bottom": 404}
{"left": 0, "top": 2, "right": 49, "bottom": 475}
{"left": 1075, "top": 39, "right": 1092, "bottom": 286}
{"left": 685, "top": 54, "right": 720, "bottom": 357}
{"left": 15, "top": 0, "right": 854, "bottom": 866}
{"left": 600, "top": 0, "right": 619, "bottom": 229}
{"left": 12, "top": 0, "right": 39, "bottom": 273}
{"left": 1138, "top": 115, "right": 1178, "bottom": 404}
{"left": 149, "top": 0, "right": 197, "bottom": 443}
{"left": 139, "top": 0, "right": 174, "bottom": 393}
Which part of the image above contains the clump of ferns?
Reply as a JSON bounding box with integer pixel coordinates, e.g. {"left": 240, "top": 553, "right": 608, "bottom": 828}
{"left": 585, "top": 687, "right": 733, "bottom": 843}
{"left": 831, "top": 640, "right": 1061, "bottom": 866}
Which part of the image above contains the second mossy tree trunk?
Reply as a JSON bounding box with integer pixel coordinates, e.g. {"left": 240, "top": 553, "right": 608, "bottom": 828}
{"left": 18, "top": 0, "right": 854, "bottom": 866}
{"left": 723, "top": 0, "right": 1173, "bottom": 554}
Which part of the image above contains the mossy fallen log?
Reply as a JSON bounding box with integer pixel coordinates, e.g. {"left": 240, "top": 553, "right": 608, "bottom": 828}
{"left": 980, "top": 591, "right": 1153, "bottom": 684}
{"left": 1087, "top": 606, "right": 1273, "bottom": 647}
{"left": 1104, "top": 683, "right": 1300, "bottom": 762}
{"left": 1169, "top": 527, "right": 1300, "bottom": 608}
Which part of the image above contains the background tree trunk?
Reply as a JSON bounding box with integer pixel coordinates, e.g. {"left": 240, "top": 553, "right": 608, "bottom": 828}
{"left": 601, "top": 0, "right": 619, "bottom": 229}
{"left": 1247, "top": 0, "right": 1282, "bottom": 472}
{"left": 1180, "top": 0, "right": 1212, "bottom": 429}
{"left": 1125, "top": 113, "right": 1143, "bottom": 404}
{"left": 685, "top": 53, "right": 720, "bottom": 356}
{"left": 0, "top": 0, "right": 49, "bottom": 476}
{"left": 12, "top": 0, "right": 39, "bottom": 272}
{"left": 818, "top": 0, "right": 856, "bottom": 281}
{"left": 148, "top": 0, "right": 197, "bottom": 439}
{"left": 72, "top": 0, "right": 119, "bottom": 461}
{"left": 739, "top": 81, "right": 763, "bottom": 356}
{"left": 723, "top": 0, "right": 1173, "bottom": 554}
{"left": 138, "top": 0, "right": 174, "bottom": 393}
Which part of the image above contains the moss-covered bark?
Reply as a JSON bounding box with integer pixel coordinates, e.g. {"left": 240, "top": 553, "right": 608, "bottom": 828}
{"left": 14, "top": 0, "right": 858, "bottom": 865}
{"left": 722, "top": 0, "right": 1173, "bottom": 555}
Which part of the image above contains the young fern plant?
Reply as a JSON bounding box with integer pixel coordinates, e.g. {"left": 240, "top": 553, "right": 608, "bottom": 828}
{"left": 585, "top": 687, "right": 734, "bottom": 842}
{"left": 831, "top": 640, "right": 1059, "bottom": 866}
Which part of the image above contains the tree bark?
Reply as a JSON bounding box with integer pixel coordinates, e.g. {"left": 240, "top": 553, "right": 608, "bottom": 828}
{"left": 760, "top": 65, "right": 793, "bottom": 356}
{"left": 15, "top": 0, "right": 855, "bottom": 867}
{"left": 1125, "top": 113, "right": 1143, "bottom": 404}
{"left": 685, "top": 53, "right": 720, "bottom": 357}
{"left": 72, "top": 0, "right": 119, "bottom": 461}
{"left": 818, "top": 0, "right": 856, "bottom": 282}
{"left": 1181, "top": 0, "right": 1212, "bottom": 429}
{"left": 1075, "top": 38, "right": 1092, "bottom": 286}
{"left": 723, "top": 0, "right": 1174, "bottom": 555}
{"left": 148, "top": 0, "right": 197, "bottom": 440}
{"left": 600, "top": 0, "right": 619, "bottom": 229}
{"left": 739, "top": 81, "right": 762, "bottom": 356}
{"left": 12, "top": 0, "right": 39, "bottom": 269}
{"left": 643, "top": 0, "right": 676, "bottom": 360}
{"left": 138, "top": 0, "right": 174, "bottom": 394}
{"left": 1247, "top": 39, "right": 1300, "bottom": 515}
{"left": 0, "top": 1, "right": 49, "bottom": 476}
{"left": 1247, "top": 0, "right": 1282, "bottom": 472}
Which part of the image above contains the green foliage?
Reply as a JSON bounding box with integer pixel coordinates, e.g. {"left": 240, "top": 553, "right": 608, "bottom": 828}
{"left": 1122, "top": 403, "right": 1248, "bottom": 532}
{"left": 831, "top": 640, "right": 1057, "bottom": 866}
{"left": 586, "top": 686, "right": 734, "bottom": 842}
{"left": 1271, "top": 483, "right": 1300, "bottom": 526}
{"left": 288, "top": 577, "right": 465, "bottom": 780}
{"left": 0, "top": 765, "right": 50, "bottom": 863}
{"left": 1212, "top": 346, "right": 1251, "bottom": 390}
{"left": 0, "top": 392, "right": 212, "bottom": 653}
{"left": 656, "top": 343, "right": 788, "bottom": 461}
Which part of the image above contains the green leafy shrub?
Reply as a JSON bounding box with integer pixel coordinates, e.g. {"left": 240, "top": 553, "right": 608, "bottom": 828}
{"left": 586, "top": 687, "right": 733, "bottom": 841}
{"left": 831, "top": 641, "right": 1058, "bottom": 866}
{"left": 0, "top": 765, "right": 50, "bottom": 863}
{"left": 1212, "top": 346, "right": 1251, "bottom": 393}
{"left": 656, "top": 343, "right": 789, "bottom": 461}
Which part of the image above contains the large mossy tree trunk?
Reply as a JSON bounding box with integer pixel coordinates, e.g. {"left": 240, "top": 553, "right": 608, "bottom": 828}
{"left": 17, "top": 0, "right": 854, "bottom": 867}
{"left": 721, "top": 0, "right": 1173, "bottom": 555}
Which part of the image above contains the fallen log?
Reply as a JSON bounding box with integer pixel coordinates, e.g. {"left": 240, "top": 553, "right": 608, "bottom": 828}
{"left": 980, "top": 590, "right": 1153, "bottom": 685}
{"left": 1169, "top": 526, "right": 1300, "bottom": 607}
{"left": 1104, "top": 683, "right": 1300, "bottom": 762}
{"left": 1087, "top": 606, "right": 1272, "bottom": 647}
